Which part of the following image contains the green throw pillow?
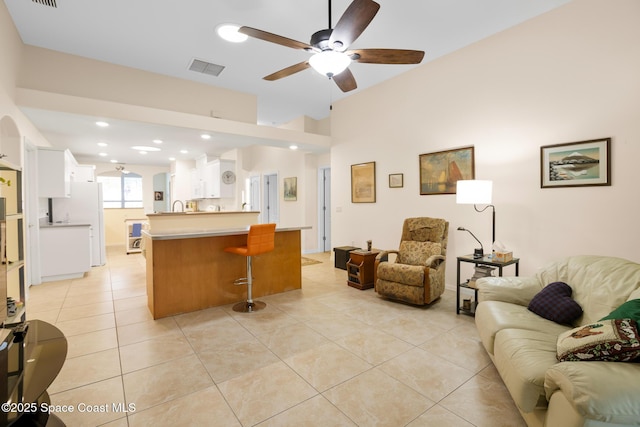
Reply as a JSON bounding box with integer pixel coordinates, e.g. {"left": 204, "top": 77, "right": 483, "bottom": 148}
{"left": 600, "top": 299, "right": 640, "bottom": 323}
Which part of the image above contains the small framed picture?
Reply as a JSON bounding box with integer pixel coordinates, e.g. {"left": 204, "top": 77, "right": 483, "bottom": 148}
{"left": 540, "top": 138, "right": 611, "bottom": 188}
{"left": 154, "top": 191, "right": 164, "bottom": 201}
{"left": 284, "top": 177, "right": 297, "bottom": 201}
{"left": 389, "top": 173, "right": 403, "bottom": 188}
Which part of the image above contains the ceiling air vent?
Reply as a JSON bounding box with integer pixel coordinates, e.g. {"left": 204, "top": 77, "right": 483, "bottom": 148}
{"left": 188, "top": 59, "right": 225, "bottom": 77}
{"left": 32, "top": 0, "right": 57, "bottom": 7}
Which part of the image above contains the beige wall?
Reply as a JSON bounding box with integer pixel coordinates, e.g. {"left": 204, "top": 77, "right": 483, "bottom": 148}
{"left": 0, "top": 1, "right": 51, "bottom": 152}
{"left": 18, "top": 46, "right": 257, "bottom": 124}
{"left": 103, "top": 208, "right": 146, "bottom": 247}
{"left": 331, "top": 0, "right": 640, "bottom": 286}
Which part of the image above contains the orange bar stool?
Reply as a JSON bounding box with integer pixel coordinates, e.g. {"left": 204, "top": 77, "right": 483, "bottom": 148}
{"left": 224, "top": 223, "right": 276, "bottom": 312}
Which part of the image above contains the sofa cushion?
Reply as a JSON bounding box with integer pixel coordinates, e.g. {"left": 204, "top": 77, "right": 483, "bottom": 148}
{"left": 475, "top": 300, "right": 571, "bottom": 356}
{"left": 600, "top": 299, "right": 640, "bottom": 323}
{"left": 528, "top": 282, "right": 583, "bottom": 325}
{"left": 377, "top": 262, "right": 425, "bottom": 287}
{"left": 557, "top": 318, "right": 640, "bottom": 362}
{"left": 397, "top": 241, "right": 441, "bottom": 266}
{"left": 537, "top": 256, "right": 640, "bottom": 324}
{"left": 545, "top": 360, "right": 640, "bottom": 425}
{"left": 493, "top": 328, "right": 560, "bottom": 413}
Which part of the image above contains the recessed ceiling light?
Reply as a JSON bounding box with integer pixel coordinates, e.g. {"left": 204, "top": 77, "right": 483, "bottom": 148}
{"left": 98, "top": 152, "right": 108, "bottom": 157}
{"left": 169, "top": 157, "right": 176, "bottom": 161}
{"left": 110, "top": 159, "right": 118, "bottom": 163}
{"left": 95, "top": 121, "right": 109, "bottom": 127}
{"left": 180, "top": 150, "right": 189, "bottom": 154}
{"left": 216, "top": 24, "right": 248, "bottom": 43}
{"left": 289, "top": 145, "right": 298, "bottom": 150}
{"left": 131, "top": 146, "right": 161, "bottom": 152}
{"left": 97, "top": 142, "right": 108, "bottom": 147}
{"left": 153, "top": 139, "right": 163, "bottom": 144}
{"left": 201, "top": 134, "right": 211, "bottom": 140}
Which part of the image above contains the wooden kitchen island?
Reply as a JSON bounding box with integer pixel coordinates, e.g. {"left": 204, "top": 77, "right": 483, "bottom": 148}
{"left": 143, "top": 226, "right": 306, "bottom": 319}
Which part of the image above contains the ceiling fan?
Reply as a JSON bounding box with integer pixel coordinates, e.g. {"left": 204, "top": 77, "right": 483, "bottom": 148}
{"left": 239, "top": 0, "right": 425, "bottom": 92}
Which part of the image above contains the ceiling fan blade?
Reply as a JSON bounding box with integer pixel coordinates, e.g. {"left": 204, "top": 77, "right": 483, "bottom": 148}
{"left": 333, "top": 68, "right": 357, "bottom": 92}
{"left": 348, "top": 48, "right": 425, "bottom": 64}
{"left": 239, "top": 26, "right": 314, "bottom": 51}
{"left": 263, "top": 61, "right": 311, "bottom": 81}
{"left": 329, "top": 0, "right": 380, "bottom": 51}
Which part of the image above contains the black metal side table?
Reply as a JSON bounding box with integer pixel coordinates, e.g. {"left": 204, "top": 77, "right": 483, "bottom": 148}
{"left": 456, "top": 254, "right": 520, "bottom": 316}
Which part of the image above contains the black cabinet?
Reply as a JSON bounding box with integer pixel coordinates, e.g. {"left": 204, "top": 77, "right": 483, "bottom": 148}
{"left": 456, "top": 255, "right": 520, "bottom": 316}
{"left": 333, "top": 246, "right": 360, "bottom": 270}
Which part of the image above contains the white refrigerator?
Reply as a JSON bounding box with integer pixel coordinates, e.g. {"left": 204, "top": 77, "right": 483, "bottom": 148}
{"left": 52, "top": 182, "right": 106, "bottom": 266}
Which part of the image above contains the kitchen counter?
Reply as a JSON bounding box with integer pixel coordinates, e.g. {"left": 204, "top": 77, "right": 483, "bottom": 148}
{"left": 146, "top": 210, "right": 260, "bottom": 234}
{"left": 143, "top": 226, "right": 309, "bottom": 319}
{"left": 146, "top": 210, "right": 260, "bottom": 217}
{"left": 39, "top": 222, "right": 91, "bottom": 228}
{"left": 143, "top": 225, "right": 310, "bottom": 240}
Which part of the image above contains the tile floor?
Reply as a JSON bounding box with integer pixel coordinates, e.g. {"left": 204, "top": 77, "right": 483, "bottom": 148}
{"left": 27, "top": 247, "right": 526, "bottom": 427}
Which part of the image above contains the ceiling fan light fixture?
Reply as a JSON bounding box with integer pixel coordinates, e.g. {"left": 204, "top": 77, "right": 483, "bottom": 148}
{"left": 216, "top": 24, "right": 248, "bottom": 43}
{"left": 309, "top": 50, "right": 351, "bottom": 78}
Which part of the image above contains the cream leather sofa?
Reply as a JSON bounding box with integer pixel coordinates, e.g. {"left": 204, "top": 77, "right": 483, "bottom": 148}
{"left": 475, "top": 255, "right": 640, "bottom": 427}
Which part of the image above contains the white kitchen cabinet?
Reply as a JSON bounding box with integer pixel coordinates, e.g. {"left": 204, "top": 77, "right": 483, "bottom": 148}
{"left": 39, "top": 225, "right": 91, "bottom": 281}
{"left": 203, "top": 159, "right": 235, "bottom": 199}
{"left": 190, "top": 168, "right": 204, "bottom": 199}
{"left": 74, "top": 164, "right": 96, "bottom": 182}
{"left": 37, "top": 148, "right": 77, "bottom": 198}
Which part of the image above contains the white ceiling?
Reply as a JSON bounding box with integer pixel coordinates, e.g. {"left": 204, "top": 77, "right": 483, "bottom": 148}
{"left": 4, "top": 0, "right": 569, "bottom": 166}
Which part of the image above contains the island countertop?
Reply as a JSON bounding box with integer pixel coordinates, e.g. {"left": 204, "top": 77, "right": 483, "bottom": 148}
{"left": 143, "top": 225, "right": 307, "bottom": 319}
{"left": 146, "top": 210, "right": 260, "bottom": 217}
{"left": 143, "top": 225, "right": 311, "bottom": 240}
{"left": 146, "top": 210, "right": 261, "bottom": 234}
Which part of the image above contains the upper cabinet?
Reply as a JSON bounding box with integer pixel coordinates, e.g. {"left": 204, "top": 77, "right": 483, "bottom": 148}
{"left": 203, "top": 159, "right": 235, "bottom": 199}
{"left": 37, "top": 148, "right": 76, "bottom": 198}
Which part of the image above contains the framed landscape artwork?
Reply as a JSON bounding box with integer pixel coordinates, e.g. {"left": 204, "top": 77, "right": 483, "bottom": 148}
{"left": 419, "top": 146, "right": 475, "bottom": 195}
{"left": 284, "top": 177, "right": 297, "bottom": 201}
{"left": 351, "top": 161, "right": 376, "bottom": 203}
{"left": 540, "top": 138, "right": 611, "bottom": 188}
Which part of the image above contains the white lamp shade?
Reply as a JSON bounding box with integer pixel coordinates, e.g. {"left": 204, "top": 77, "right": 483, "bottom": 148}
{"left": 309, "top": 51, "right": 351, "bottom": 77}
{"left": 456, "top": 180, "right": 493, "bottom": 204}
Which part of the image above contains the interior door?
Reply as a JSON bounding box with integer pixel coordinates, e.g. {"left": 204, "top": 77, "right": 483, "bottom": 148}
{"left": 24, "top": 140, "right": 41, "bottom": 286}
{"left": 262, "top": 173, "right": 278, "bottom": 224}
{"left": 249, "top": 175, "right": 260, "bottom": 213}
{"left": 319, "top": 167, "right": 331, "bottom": 252}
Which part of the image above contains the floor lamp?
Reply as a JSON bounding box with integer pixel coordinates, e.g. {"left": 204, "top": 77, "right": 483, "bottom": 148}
{"left": 456, "top": 180, "right": 495, "bottom": 254}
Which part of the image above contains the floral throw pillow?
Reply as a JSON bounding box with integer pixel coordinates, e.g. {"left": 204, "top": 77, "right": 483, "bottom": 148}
{"left": 557, "top": 318, "right": 640, "bottom": 362}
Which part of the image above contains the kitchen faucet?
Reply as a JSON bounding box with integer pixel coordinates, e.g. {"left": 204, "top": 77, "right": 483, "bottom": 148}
{"left": 172, "top": 200, "right": 184, "bottom": 212}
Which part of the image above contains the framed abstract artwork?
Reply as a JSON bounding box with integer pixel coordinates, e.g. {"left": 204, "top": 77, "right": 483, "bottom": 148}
{"left": 540, "top": 138, "right": 611, "bottom": 188}
{"left": 351, "top": 161, "right": 376, "bottom": 203}
{"left": 419, "top": 146, "right": 475, "bottom": 195}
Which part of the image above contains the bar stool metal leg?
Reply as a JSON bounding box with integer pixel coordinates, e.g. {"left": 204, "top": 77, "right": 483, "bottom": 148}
{"left": 232, "top": 255, "right": 266, "bottom": 313}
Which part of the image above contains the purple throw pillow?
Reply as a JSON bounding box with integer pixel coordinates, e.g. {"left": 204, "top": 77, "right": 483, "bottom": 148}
{"left": 528, "top": 281, "right": 583, "bottom": 325}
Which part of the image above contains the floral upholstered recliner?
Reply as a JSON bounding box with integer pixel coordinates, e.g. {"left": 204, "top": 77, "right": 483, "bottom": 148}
{"left": 374, "top": 217, "right": 449, "bottom": 305}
